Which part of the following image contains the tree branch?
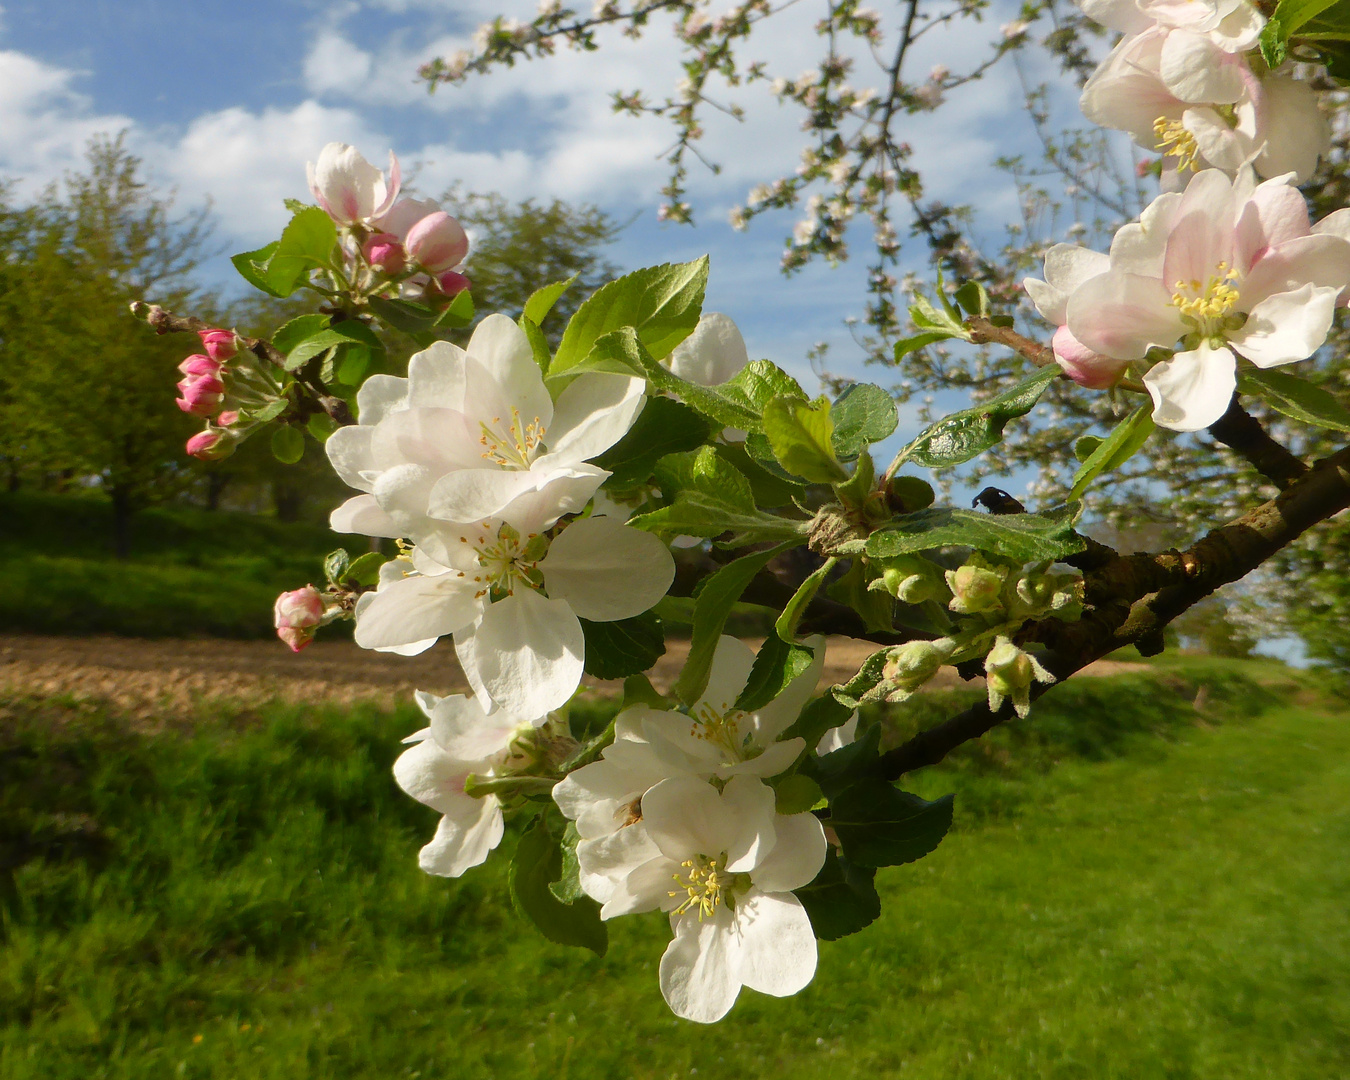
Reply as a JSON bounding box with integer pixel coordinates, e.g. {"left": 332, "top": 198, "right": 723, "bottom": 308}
{"left": 873, "top": 441, "right": 1350, "bottom": 779}
{"left": 965, "top": 316, "right": 1057, "bottom": 368}
{"left": 1206, "top": 393, "right": 1309, "bottom": 490}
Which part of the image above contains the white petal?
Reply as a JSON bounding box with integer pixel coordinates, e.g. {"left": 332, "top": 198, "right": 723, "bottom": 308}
{"left": 1143, "top": 344, "right": 1237, "bottom": 432}
{"left": 427, "top": 468, "right": 560, "bottom": 525}
{"left": 1230, "top": 284, "right": 1339, "bottom": 368}
{"left": 406, "top": 341, "right": 469, "bottom": 409}
{"left": 751, "top": 814, "right": 828, "bottom": 894}
{"left": 1043, "top": 244, "right": 1110, "bottom": 295}
{"left": 576, "top": 826, "right": 662, "bottom": 902}
{"left": 666, "top": 313, "right": 749, "bottom": 386}
{"left": 1184, "top": 108, "right": 1251, "bottom": 173}
{"left": 1238, "top": 235, "right": 1350, "bottom": 310}
{"left": 1067, "top": 272, "right": 1185, "bottom": 360}
{"left": 1110, "top": 191, "right": 1183, "bottom": 276}
{"left": 355, "top": 373, "right": 407, "bottom": 425}
{"left": 696, "top": 636, "right": 758, "bottom": 716}
{"left": 418, "top": 796, "right": 504, "bottom": 878}
{"left": 718, "top": 738, "right": 805, "bottom": 781}
{"left": 733, "top": 890, "right": 818, "bottom": 998}
{"left": 354, "top": 572, "right": 481, "bottom": 650}
{"left": 539, "top": 517, "right": 674, "bottom": 621}
{"left": 1163, "top": 208, "right": 1235, "bottom": 296}
{"left": 1022, "top": 276, "right": 1066, "bottom": 325}
{"left": 1255, "top": 75, "right": 1332, "bottom": 185}
{"left": 659, "top": 904, "right": 742, "bottom": 1024}
{"left": 457, "top": 590, "right": 585, "bottom": 715}
{"left": 1313, "top": 208, "right": 1350, "bottom": 245}
{"left": 542, "top": 373, "right": 647, "bottom": 463}
{"left": 716, "top": 774, "right": 779, "bottom": 873}
{"left": 370, "top": 406, "right": 483, "bottom": 476}
{"left": 1079, "top": 0, "right": 1152, "bottom": 34}
{"left": 325, "top": 425, "right": 378, "bottom": 492}
{"left": 467, "top": 314, "right": 552, "bottom": 427}
{"left": 393, "top": 738, "right": 469, "bottom": 813}
{"left": 488, "top": 468, "right": 609, "bottom": 531}
{"left": 816, "top": 712, "right": 858, "bottom": 755}
{"left": 1160, "top": 31, "right": 1244, "bottom": 103}
{"left": 601, "top": 855, "right": 679, "bottom": 918}
{"left": 329, "top": 494, "right": 400, "bottom": 537}
{"left": 427, "top": 693, "right": 531, "bottom": 762}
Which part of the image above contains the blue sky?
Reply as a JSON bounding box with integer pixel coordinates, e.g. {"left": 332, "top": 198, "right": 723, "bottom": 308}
{"left": 0, "top": 0, "right": 1098, "bottom": 474}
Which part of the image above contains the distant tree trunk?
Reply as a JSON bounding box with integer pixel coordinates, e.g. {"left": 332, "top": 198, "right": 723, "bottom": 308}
{"left": 206, "top": 471, "right": 229, "bottom": 511}
{"left": 273, "top": 481, "right": 303, "bottom": 523}
{"left": 110, "top": 484, "right": 133, "bottom": 559}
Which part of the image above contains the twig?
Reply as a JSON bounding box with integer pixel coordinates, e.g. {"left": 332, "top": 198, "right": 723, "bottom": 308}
{"left": 965, "top": 316, "right": 1056, "bottom": 367}
{"left": 1207, "top": 393, "right": 1309, "bottom": 490}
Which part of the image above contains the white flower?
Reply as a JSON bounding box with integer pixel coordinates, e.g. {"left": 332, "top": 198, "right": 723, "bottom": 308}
{"left": 1064, "top": 169, "right": 1350, "bottom": 431}
{"left": 307, "top": 142, "right": 402, "bottom": 227}
{"left": 664, "top": 313, "right": 750, "bottom": 387}
{"left": 393, "top": 691, "right": 550, "bottom": 878}
{"left": 327, "top": 313, "right": 647, "bottom": 543}
{"left": 354, "top": 508, "right": 674, "bottom": 716}
{"left": 583, "top": 774, "right": 826, "bottom": 1023}
{"left": 1080, "top": 0, "right": 1263, "bottom": 43}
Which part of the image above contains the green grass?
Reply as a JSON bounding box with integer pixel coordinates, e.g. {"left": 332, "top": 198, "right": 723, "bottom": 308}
{"left": 0, "top": 492, "right": 352, "bottom": 637}
{"left": 2, "top": 661, "right": 1349, "bottom": 1078}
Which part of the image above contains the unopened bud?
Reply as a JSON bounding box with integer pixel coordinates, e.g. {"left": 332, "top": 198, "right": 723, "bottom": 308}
{"left": 176, "top": 373, "right": 226, "bottom": 417}
{"left": 887, "top": 474, "right": 935, "bottom": 513}
{"left": 882, "top": 637, "right": 956, "bottom": 700}
{"left": 1012, "top": 569, "right": 1084, "bottom": 622}
{"left": 217, "top": 410, "right": 240, "bottom": 427}
{"left": 405, "top": 211, "right": 469, "bottom": 273}
{"left": 873, "top": 555, "right": 947, "bottom": 604}
{"left": 186, "top": 428, "right": 235, "bottom": 461}
{"left": 362, "top": 232, "right": 406, "bottom": 274}
{"left": 179, "top": 354, "right": 223, "bottom": 378}
{"left": 274, "top": 585, "right": 326, "bottom": 652}
{"left": 432, "top": 269, "right": 471, "bottom": 297}
{"left": 984, "top": 635, "right": 1054, "bottom": 718}
{"left": 945, "top": 561, "right": 1006, "bottom": 615}
{"left": 197, "top": 329, "right": 240, "bottom": 362}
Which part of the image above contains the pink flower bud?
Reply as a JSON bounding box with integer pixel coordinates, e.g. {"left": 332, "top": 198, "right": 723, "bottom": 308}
{"left": 186, "top": 429, "right": 232, "bottom": 460}
{"left": 362, "top": 232, "right": 406, "bottom": 274}
{"left": 176, "top": 373, "right": 226, "bottom": 416}
{"left": 197, "top": 329, "right": 239, "bottom": 362}
{"left": 274, "top": 585, "right": 326, "bottom": 652}
{"left": 432, "top": 270, "right": 471, "bottom": 298}
{"left": 179, "top": 353, "right": 223, "bottom": 378}
{"left": 217, "top": 410, "right": 240, "bottom": 427}
{"left": 1052, "top": 326, "right": 1128, "bottom": 390}
{"left": 405, "top": 211, "right": 469, "bottom": 273}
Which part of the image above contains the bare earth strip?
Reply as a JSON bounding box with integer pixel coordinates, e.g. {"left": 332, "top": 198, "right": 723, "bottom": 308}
{"left": 0, "top": 634, "right": 1145, "bottom": 723}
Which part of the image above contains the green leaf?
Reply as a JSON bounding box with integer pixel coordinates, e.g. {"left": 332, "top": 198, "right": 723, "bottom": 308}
{"left": 521, "top": 316, "right": 552, "bottom": 372}
{"left": 674, "top": 540, "right": 801, "bottom": 705}
{"left": 265, "top": 206, "right": 339, "bottom": 297}
{"left": 829, "top": 779, "right": 954, "bottom": 869}
{"left": 523, "top": 273, "right": 579, "bottom": 326}
{"left": 367, "top": 293, "right": 472, "bottom": 343}
{"left": 307, "top": 413, "right": 338, "bottom": 442}
{"left": 334, "top": 344, "right": 370, "bottom": 386}
{"left": 901, "top": 367, "right": 1060, "bottom": 469}
{"left": 1239, "top": 368, "right": 1350, "bottom": 432}
{"left": 1074, "top": 435, "right": 1103, "bottom": 463}
{"left": 433, "top": 288, "right": 475, "bottom": 329}
{"left": 865, "top": 505, "right": 1085, "bottom": 563}
{"left": 284, "top": 320, "right": 385, "bottom": 372}
{"left": 794, "top": 848, "right": 881, "bottom": 941}
{"left": 763, "top": 396, "right": 848, "bottom": 483}
{"left": 829, "top": 649, "right": 895, "bottom": 711}
{"left": 230, "top": 241, "right": 282, "bottom": 296}
{"left": 774, "top": 558, "right": 837, "bottom": 642}
{"left": 510, "top": 817, "right": 607, "bottom": 955}
{"left": 270, "top": 425, "right": 305, "bottom": 464}
{"left": 324, "top": 549, "right": 351, "bottom": 584}
{"left": 548, "top": 821, "right": 588, "bottom": 904}
{"left": 271, "top": 314, "right": 331, "bottom": 360}
{"left": 780, "top": 692, "right": 856, "bottom": 750}
{"left": 773, "top": 774, "right": 824, "bottom": 814}
{"left": 622, "top": 673, "right": 667, "bottom": 710}
{"left": 954, "top": 280, "right": 991, "bottom": 317}
{"left": 825, "top": 558, "right": 894, "bottom": 634}
{"left": 830, "top": 383, "right": 898, "bottom": 461}
{"left": 1069, "top": 407, "right": 1155, "bottom": 500}
{"left": 714, "top": 443, "right": 804, "bottom": 506}
{"left": 735, "top": 635, "right": 818, "bottom": 712}
{"left": 244, "top": 399, "right": 289, "bottom": 424}
{"left": 344, "top": 551, "right": 389, "bottom": 587}
{"left": 579, "top": 611, "right": 665, "bottom": 680}
{"left": 553, "top": 257, "right": 709, "bottom": 373}
{"left": 806, "top": 723, "right": 880, "bottom": 799}
{"left": 1262, "top": 0, "right": 1342, "bottom": 64}
{"left": 591, "top": 397, "right": 712, "bottom": 487}
{"left": 894, "top": 329, "right": 961, "bottom": 361}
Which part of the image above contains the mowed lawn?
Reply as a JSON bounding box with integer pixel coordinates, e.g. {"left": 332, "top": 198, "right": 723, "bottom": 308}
{"left": 2, "top": 660, "right": 1349, "bottom": 1079}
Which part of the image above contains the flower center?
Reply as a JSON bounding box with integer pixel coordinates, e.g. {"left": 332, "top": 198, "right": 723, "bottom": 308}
{"left": 670, "top": 855, "right": 728, "bottom": 920}
{"left": 456, "top": 521, "right": 547, "bottom": 598}
{"left": 1170, "top": 262, "right": 1241, "bottom": 332}
{"left": 479, "top": 407, "right": 545, "bottom": 470}
{"left": 689, "top": 701, "right": 752, "bottom": 761}
{"left": 1152, "top": 117, "right": 1200, "bottom": 172}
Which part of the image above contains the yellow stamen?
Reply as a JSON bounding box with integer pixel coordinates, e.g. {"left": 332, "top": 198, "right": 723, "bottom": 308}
{"left": 479, "top": 406, "right": 546, "bottom": 469}
{"left": 1153, "top": 117, "right": 1200, "bottom": 172}
{"left": 669, "top": 856, "right": 726, "bottom": 920}
{"left": 1170, "top": 261, "right": 1241, "bottom": 324}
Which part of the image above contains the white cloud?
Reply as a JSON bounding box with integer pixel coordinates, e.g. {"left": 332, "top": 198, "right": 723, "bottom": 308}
{"left": 304, "top": 31, "right": 374, "bottom": 96}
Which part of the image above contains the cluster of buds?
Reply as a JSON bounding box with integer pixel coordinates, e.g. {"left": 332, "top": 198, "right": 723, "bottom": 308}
{"left": 274, "top": 585, "right": 327, "bottom": 652}
{"left": 175, "top": 329, "right": 240, "bottom": 418}
{"left": 307, "top": 143, "right": 471, "bottom": 305}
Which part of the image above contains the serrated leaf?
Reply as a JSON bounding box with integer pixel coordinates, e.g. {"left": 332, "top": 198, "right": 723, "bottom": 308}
{"left": 774, "top": 558, "right": 837, "bottom": 642}
{"left": 780, "top": 692, "right": 856, "bottom": 751}
{"left": 523, "top": 273, "right": 579, "bottom": 326}
{"left": 673, "top": 540, "right": 801, "bottom": 705}
{"left": 579, "top": 611, "right": 665, "bottom": 680}
{"left": 900, "top": 367, "right": 1060, "bottom": 469}
{"left": 344, "top": 551, "right": 389, "bottom": 587}
{"left": 265, "top": 206, "right": 338, "bottom": 297}
{"left": 773, "top": 774, "right": 824, "bottom": 814}
{"left": 231, "top": 241, "right": 283, "bottom": 296}
{"left": 894, "top": 329, "right": 963, "bottom": 360}
{"left": 246, "top": 399, "right": 289, "bottom": 424}
{"left": 794, "top": 848, "right": 881, "bottom": 941}
{"left": 433, "top": 288, "right": 474, "bottom": 328}
{"left": 548, "top": 821, "right": 588, "bottom": 904}
{"left": 1069, "top": 406, "right": 1155, "bottom": 500}
{"left": 591, "top": 397, "right": 712, "bottom": 488}
{"left": 510, "top": 817, "right": 607, "bottom": 955}
{"left": 734, "top": 635, "right": 818, "bottom": 712}
{"left": 829, "top": 648, "right": 895, "bottom": 710}
{"left": 521, "top": 316, "right": 551, "bottom": 372}
{"left": 865, "top": 505, "right": 1085, "bottom": 563}
{"left": 829, "top": 779, "right": 954, "bottom": 868}
{"left": 716, "top": 442, "right": 804, "bottom": 505}
{"left": 284, "top": 319, "right": 386, "bottom": 372}
{"left": 763, "top": 396, "right": 847, "bottom": 483}
{"left": 1074, "top": 435, "right": 1104, "bottom": 463}
{"left": 804, "top": 722, "right": 880, "bottom": 798}
{"left": 270, "top": 425, "right": 305, "bottom": 464}
{"left": 831, "top": 383, "right": 898, "bottom": 461}
{"left": 954, "top": 280, "right": 990, "bottom": 317}
{"left": 1239, "top": 368, "right": 1350, "bottom": 432}
{"left": 553, "top": 258, "right": 708, "bottom": 373}
{"left": 1262, "top": 0, "right": 1342, "bottom": 64}
{"left": 271, "top": 314, "right": 331, "bottom": 360}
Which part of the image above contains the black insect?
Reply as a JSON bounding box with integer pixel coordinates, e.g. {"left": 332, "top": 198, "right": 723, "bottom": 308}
{"left": 972, "top": 487, "right": 1025, "bottom": 515}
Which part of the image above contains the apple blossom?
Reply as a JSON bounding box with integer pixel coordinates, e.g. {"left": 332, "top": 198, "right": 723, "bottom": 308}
{"left": 197, "top": 329, "right": 239, "bottom": 362}
{"left": 1064, "top": 169, "right": 1350, "bottom": 431}
{"left": 274, "top": 585, "right": 326, "bottom": 652}
{"left": 393, "top": 691, "right": 557, "bottom": 877}
{"left": 1080, "top": 0, "right": 1263, "bottom": 43}
{"left": 362, "top": 232, "right": 406, "bottom": 274}
{"left": 176, "top": 372, "right": 226, "bottom": 416}
{"left": 1023, "top": 246, "right": 1129, "bottom": 388}
{"left": 178, "top": 353, "right": 223, "bottom": 378}
{"left": 185, "top": 428, "right": 231, "bottom": 460}
{"left": 579, "top": 774, "right": 825, "bottom": 1023}
{"left": 404, "top": 211, "right": 470, "bottom": 274}
{"left": 307, "top": 142, "right": 402, "bottom": 227}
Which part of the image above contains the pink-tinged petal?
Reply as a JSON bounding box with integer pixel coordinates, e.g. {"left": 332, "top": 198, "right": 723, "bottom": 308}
{"left": 418, "top": 796, "right": 504, "bottom": 878}
{"left": 1313, "top": 208, "right": 1350, "bottom": 245}
{"left": 330, "top": 494, "right": 400, "bottom": 537}
{"left": 375, "top": 196, "right": 441, "bottom": 240}
{"left": 1023, "top": 276, "right": 1066, "bottom": 325}
{"left": 406, "top": 341, "right": 469, "bottom": 409}
{"left": 660, "top": 904, "right": 742, "bottom": 1023}
{"left": 355, "top": 373, "right": 407, "bottom": 425}
{"left": 1160, "top": 31, "right": 1244, "bottom": 103}
{"left": 466, "top": 314, "right": 553, "bottom": 429}
{"left": 1043, "top": 244, "right": 1110, "bottom": 296}
{"left": 1238, "top": 235, "right": 1350, "bottom": 310}
{"left": 1254, "top": 75, "right": 1331, "bottom": 184}
{"left": 457, "top": 590, "right": 585, "bottom": 716}
{"left": 1053, "top": 326, "right": 1129, "bottom": 389}
{"left": 425, "top": 693, "right": 535, "bottom": 762}
{"left": 325, "top": 425, "right": 378, "bottom": 491}
{"left": 733, "top": 890, "right": 818, "bottom": 997}
{"left": 1079, "top": 0, "right": 1152, "bottom": 34}
{"left": 371, "top": 150, "right": 402, "bottom": 221}
{"left": 1143, "top": 343, "right": 1237, "bottom": 431}
{"left": 539, "top": 516, "right": 674, "bottom": 621}
{"left": 1110, "top": 192, "right": 1183, "bottom": 276}
{"left": 393, "top": 738, "right": 470, "bottom": 814}
{"left": 695, "top": 636, "right": 758, "bottom": 716}
{"left": 1163, "top": 208, "right": 1234, "bottom": 294}
{"left": 1235, "top": 178, "right": 1313, "bottom": 274}
{"left": 542, "top": 373, "right": 647, "bottom": 464}
{"left": 1230, "top": 284, "right": 1339, "bottom": 368}
{"left": 354, "top": 572, "right": 481, "bottom": 650}
{"left": 1067, "top": 272, "right": 1185, "bottom": 360}
{"left": 1079, "top": 33, "right": 1178, "bottom": 142}
{"left": 1174, "top": 169, "right": 1237, "bottom": 230}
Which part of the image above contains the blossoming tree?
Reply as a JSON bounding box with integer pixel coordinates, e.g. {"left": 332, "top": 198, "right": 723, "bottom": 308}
{"left": 131, "top": 0, "right": 1350, "bottom": 1023}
